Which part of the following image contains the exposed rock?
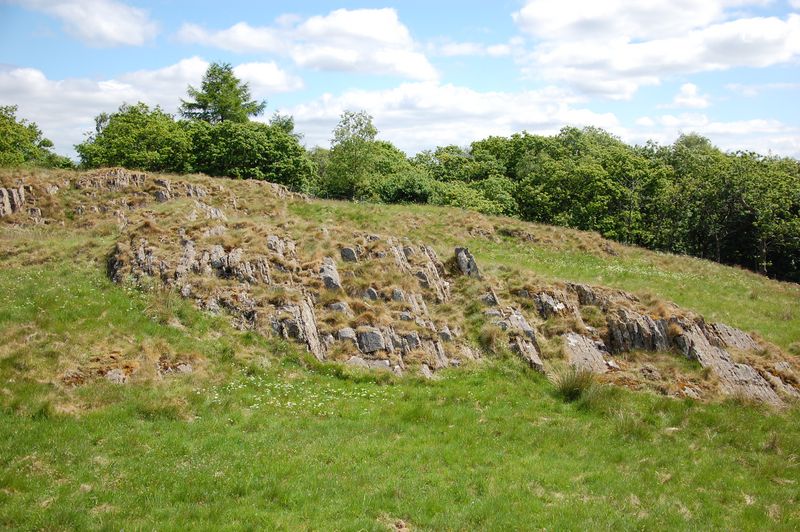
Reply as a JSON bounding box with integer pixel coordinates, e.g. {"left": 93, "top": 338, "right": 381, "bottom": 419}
{"left": 534, "top": 291, "right": 572, "bottom": 319}
{"left": 175, "top": 363, "right": 193, "bottom": 374}
{"left": 320, "top": 257, "right": 342, "bottom": 290}
{"left": 184, "top": 183, "right": 207, "bottom": 198}
{"left": 675, "top": 324, "right": 781, "bottom": 405}
{"left": 510, "top": 336, "right": 544, "bottom": 372}
{"left": 328, "top": 301, "right": 352, "bottom": 315}
{"left": 194, "top": 201, "right": 227, "bottom": 221}
{"left": 607, "top": 308, "right": 669, "bottom": 353}
{"left": 346, "top": 356, "right": 392, "bottom": 371}
{"left": 105, "top": 368, "right": 127, "bottom": 384}
{"left": 401, "top": 331, "right": 422, "bottom": 350}
{"left": 364, "top": 287, "right": 379, "bottom": 300}
{"left": 420, "top": 364, "right": 435, "bottom": 379}
{"left": 266, "top": 235, "right": 296, "bottom": 259}
{"left": 455, "top": 247, "right": 481, "bottom": 278}
{"left": 507, "top": 310, "right": 536, "bottom": 339}
{"left": 706, "top": 323, "right": 760, "bottom": 351}
{"left": 202, "top": 225, "right": 226, "bottom": 238}
{"left": 439, "top": 325, "right": 453, "bottom": 341}
{"left": 155, "top": 189, "right": 171, "bottom": 203}
{"left": 272, "top": 297, "right": 326, "bottom": 361}
{"left": 391, "top": 288, "right": 405, "bottom": 302}
{"left": 357, "top": 327, "right": 386, "bottom": 353}
{"left": 77, "top": 168, "right": 147, "bottom": 190}
{"left": 563, "top": 332, "right": 608, "bottom": 374}
{"left": 338, "top": 327, "right": 357, "bottom": 342}
{"left": 340, "top": 247, "right": 358, "bottom": 262}
{"left": 482, "top": 289, "right": 501, "bottom": 306}
{"left": 399, "top": 312, "right": 413, "bottom": 321}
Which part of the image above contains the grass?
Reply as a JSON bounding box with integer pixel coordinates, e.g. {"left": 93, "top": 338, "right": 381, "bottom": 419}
{"left": 1, "top": 169, "right": 799, "bottom": 529}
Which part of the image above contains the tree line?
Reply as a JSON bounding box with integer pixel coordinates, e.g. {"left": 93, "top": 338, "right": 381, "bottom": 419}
{"left": 1, "top": 63, "right": 798, "bottom": 282}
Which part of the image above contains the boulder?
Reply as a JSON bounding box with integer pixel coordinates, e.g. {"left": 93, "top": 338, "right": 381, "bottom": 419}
{"left": 338, "top": 327, "right": 357, "bottom": 342}
{"left": 507, "top": 310, "right": 536, "bottom": 339}
{"left": 533, "top": 292, "right": 571, "bottom": 319}
{"left": 391, "top": 288, "right": 406, "bottom": 302}
{"left": 340, "top": 247, "right": 358, "bottom": 262}
{"left": 563, "top": 332, "right": 608, "bottom": 374}
{"left": 320, "top": 257, "right": 342, "bottom": 290}
{"left": 328, "top": 301, "right": 352, "bottom": 315}
{"left": 364, "top": 287, "right": 379, "bottom": 300}
{"left": 357, "top": 327, "right": 386, "bottom": 353}
{"left": 510, "top": 336, "right": 544, "bottom": 372}
{"left": 481, "top": 289, "right": 501, "bottom": 306}
{"left": 455, "top": 247, "right": 481, "bottom": 278}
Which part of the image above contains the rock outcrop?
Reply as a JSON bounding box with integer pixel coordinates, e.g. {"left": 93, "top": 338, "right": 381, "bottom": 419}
{"left": 563, "top": 333, "right": 608, "bottom": 374}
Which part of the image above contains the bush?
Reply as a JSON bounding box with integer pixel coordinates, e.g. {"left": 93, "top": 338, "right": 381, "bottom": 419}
{"left": 0, "top": 105, "right": 72, "bottom": 168}
{"left": 190, "top": 120, "right": 314, "bottom": 192}
{"left": 76, "top": 103, "right": 191, "bottom": 172}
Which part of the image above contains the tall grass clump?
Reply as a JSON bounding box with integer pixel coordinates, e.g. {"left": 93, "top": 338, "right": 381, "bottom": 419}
{"left": 551, "top": 367, "right": 597, "bottom": 403}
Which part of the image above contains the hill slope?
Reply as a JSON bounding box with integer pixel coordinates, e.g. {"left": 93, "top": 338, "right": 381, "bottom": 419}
{"left": 1, "top": 168, "right": 799, "bottom": 529}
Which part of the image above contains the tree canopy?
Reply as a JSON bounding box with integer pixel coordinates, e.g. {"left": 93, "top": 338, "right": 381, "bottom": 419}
{"left": 0, "top": 105, "right": 72, "bottom": 168}
{"left": 179, "top": 62, "right": 266, "bottom": 124}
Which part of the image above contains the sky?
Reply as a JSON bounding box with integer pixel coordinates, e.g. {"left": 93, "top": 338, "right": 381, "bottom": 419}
{"left": 1, "top": 0, "right": 799, "bottom": 159}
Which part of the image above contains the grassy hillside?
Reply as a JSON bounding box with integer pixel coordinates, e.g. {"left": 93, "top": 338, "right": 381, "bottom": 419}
{"left": 1, "top": 168, "right": 799, "bottom": 529}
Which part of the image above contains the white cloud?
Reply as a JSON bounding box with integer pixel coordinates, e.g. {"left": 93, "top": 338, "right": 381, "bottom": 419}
{"left": 661, "top": 83, "right": 711, "bottom": 108}
{"left": 0, "top": 57, "right": 302, "bottom": 157}
{"left": 12, "top": 0, "right": 158, "bottom": 46}
{"left": 427, "top": 40, "right": 513, "bottom": 58}
{"left": 513, "top": 1, "right": 800, "bottom": 98}
{"left": 283, "top": 82, "right": 617, "bottom": 154}
{"left": 726, "top": 81, "right": 800, "bottom": 96}
{"left": 628, "top": 113, "right": 800, "bottom": 157}
{"left": 176, "top": 8, "right": 437, "bottom": 81}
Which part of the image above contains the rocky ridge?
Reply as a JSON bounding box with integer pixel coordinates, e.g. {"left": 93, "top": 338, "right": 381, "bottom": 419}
{"left": 2, "top": 168, "right": 798, "bottom": 405}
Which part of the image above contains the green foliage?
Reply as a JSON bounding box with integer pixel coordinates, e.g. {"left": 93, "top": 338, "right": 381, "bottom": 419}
{"left": 179, "top": 62, "right": 266, "bottom": 124}
{"left": 190, "top": 120, "right": 313, "bottom": 192}
{"left": 76, "top": 103, "right": 192, "bottom": 172}
{"left": 0, "top": 105, "right": 72, "bottom": 168}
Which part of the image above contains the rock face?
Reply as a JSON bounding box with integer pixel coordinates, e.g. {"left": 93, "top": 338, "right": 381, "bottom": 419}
{"left": 455, "top": 247, "right": 481, "bottom": 278}
{"left": 607, "top": 309, "right": 669, "bottom": 353}
{"left": 563, "top": 333, "right": 608, "bottom": 374}
{"left": 674, "top": 324, "right": 780, "bottom": 405}
{"left": 0, "top": 186, "right": 27, "bottom": 217}
{"left": 67, "top": 167, "right": 795, "bottom": 402}
{"left": 272, "top": 297, "right": 326, "bottom": 361}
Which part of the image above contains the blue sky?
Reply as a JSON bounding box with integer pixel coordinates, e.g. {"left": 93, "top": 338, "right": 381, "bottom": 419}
{"left": 1, "top": 0, "right": 799, "bottom": 159}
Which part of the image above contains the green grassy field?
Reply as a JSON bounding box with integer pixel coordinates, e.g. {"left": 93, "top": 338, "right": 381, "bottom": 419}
{"left": 1, "top": 172, "right": 799, "bottom": 529}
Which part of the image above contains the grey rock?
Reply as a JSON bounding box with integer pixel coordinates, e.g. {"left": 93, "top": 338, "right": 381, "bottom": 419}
{"left": 391, "top": 288, "right": 406, "bottom": 302}
{"left": 328, "top": 301, "right": 352, "bottom": 315}
{"left": 364, "top": 287, "right": 379, "bottom": 300}
{"left": 320, "top": 257, "right": 342, "bottom": 290}
{"left": 706, "top": 323, "right": 759, "bottom": 351}
{"left": 399, "top": 312, "right": 414, "bottom": 321}
{"left": 338, "top": 327, "right": 357, "bottom": 342}
{"left": 322, "top": 334, "right": 335, "bottom": 348}
{"left": 175, "top": 363, "right": 193, "bottom": 374}
{"left": 202, "top": 225, "right": 226, "bottom": 238}
{"left": 639, "top": 364, "right": 662, "bottom": 381}
{"left": 563, "top": 332, "right": 608, "bottom": 374}
{"left": 507, "top": 310, "right": 536, "bottom": 339}
{"left": 510, "top": 336, "right": 544, "bottom": 372}
{"left": 184, "top": 183, "right": 207, "bottom": 198}
{"left": 534, "top": 292, "right": 571, "bottom": 319}
{"left": 105, "top": 369, "right": 127, "bottom": 384}
{"left": 439, "top": 325, "right": 453, "bottom": 341}
{"left": 340, "top": 247, "right": 358, "bottom": 262}
{"left": 272, "top": 297, "right": 326, "bottom": 361}
{"left": 155, "top": 189, "right": 171, "bottom": 203}
{"left": 401, "top": 331, "right": 422, "bottom": 350}
{"left": 675, "top": 323, "right": 782, "bottom": 405}
{"left": 484, "top": 309, "right": 503, "bottom": 318}
{"left": 180, "top": 284, "right": 192, "bottom": 298}
{"left": 420, "top": 364, "right": 435, "bottom": 379}
{"left": 607, "top": 308, "right": 669, "bottom": 353}
{"left": 357, "top": 327, "right": 385, "bottom": 353}
{"left": 481, "top": 289, "right": 501, "bottom": 306}
{"left": 455, "top": 247, "right": 481, "bottom": 278}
